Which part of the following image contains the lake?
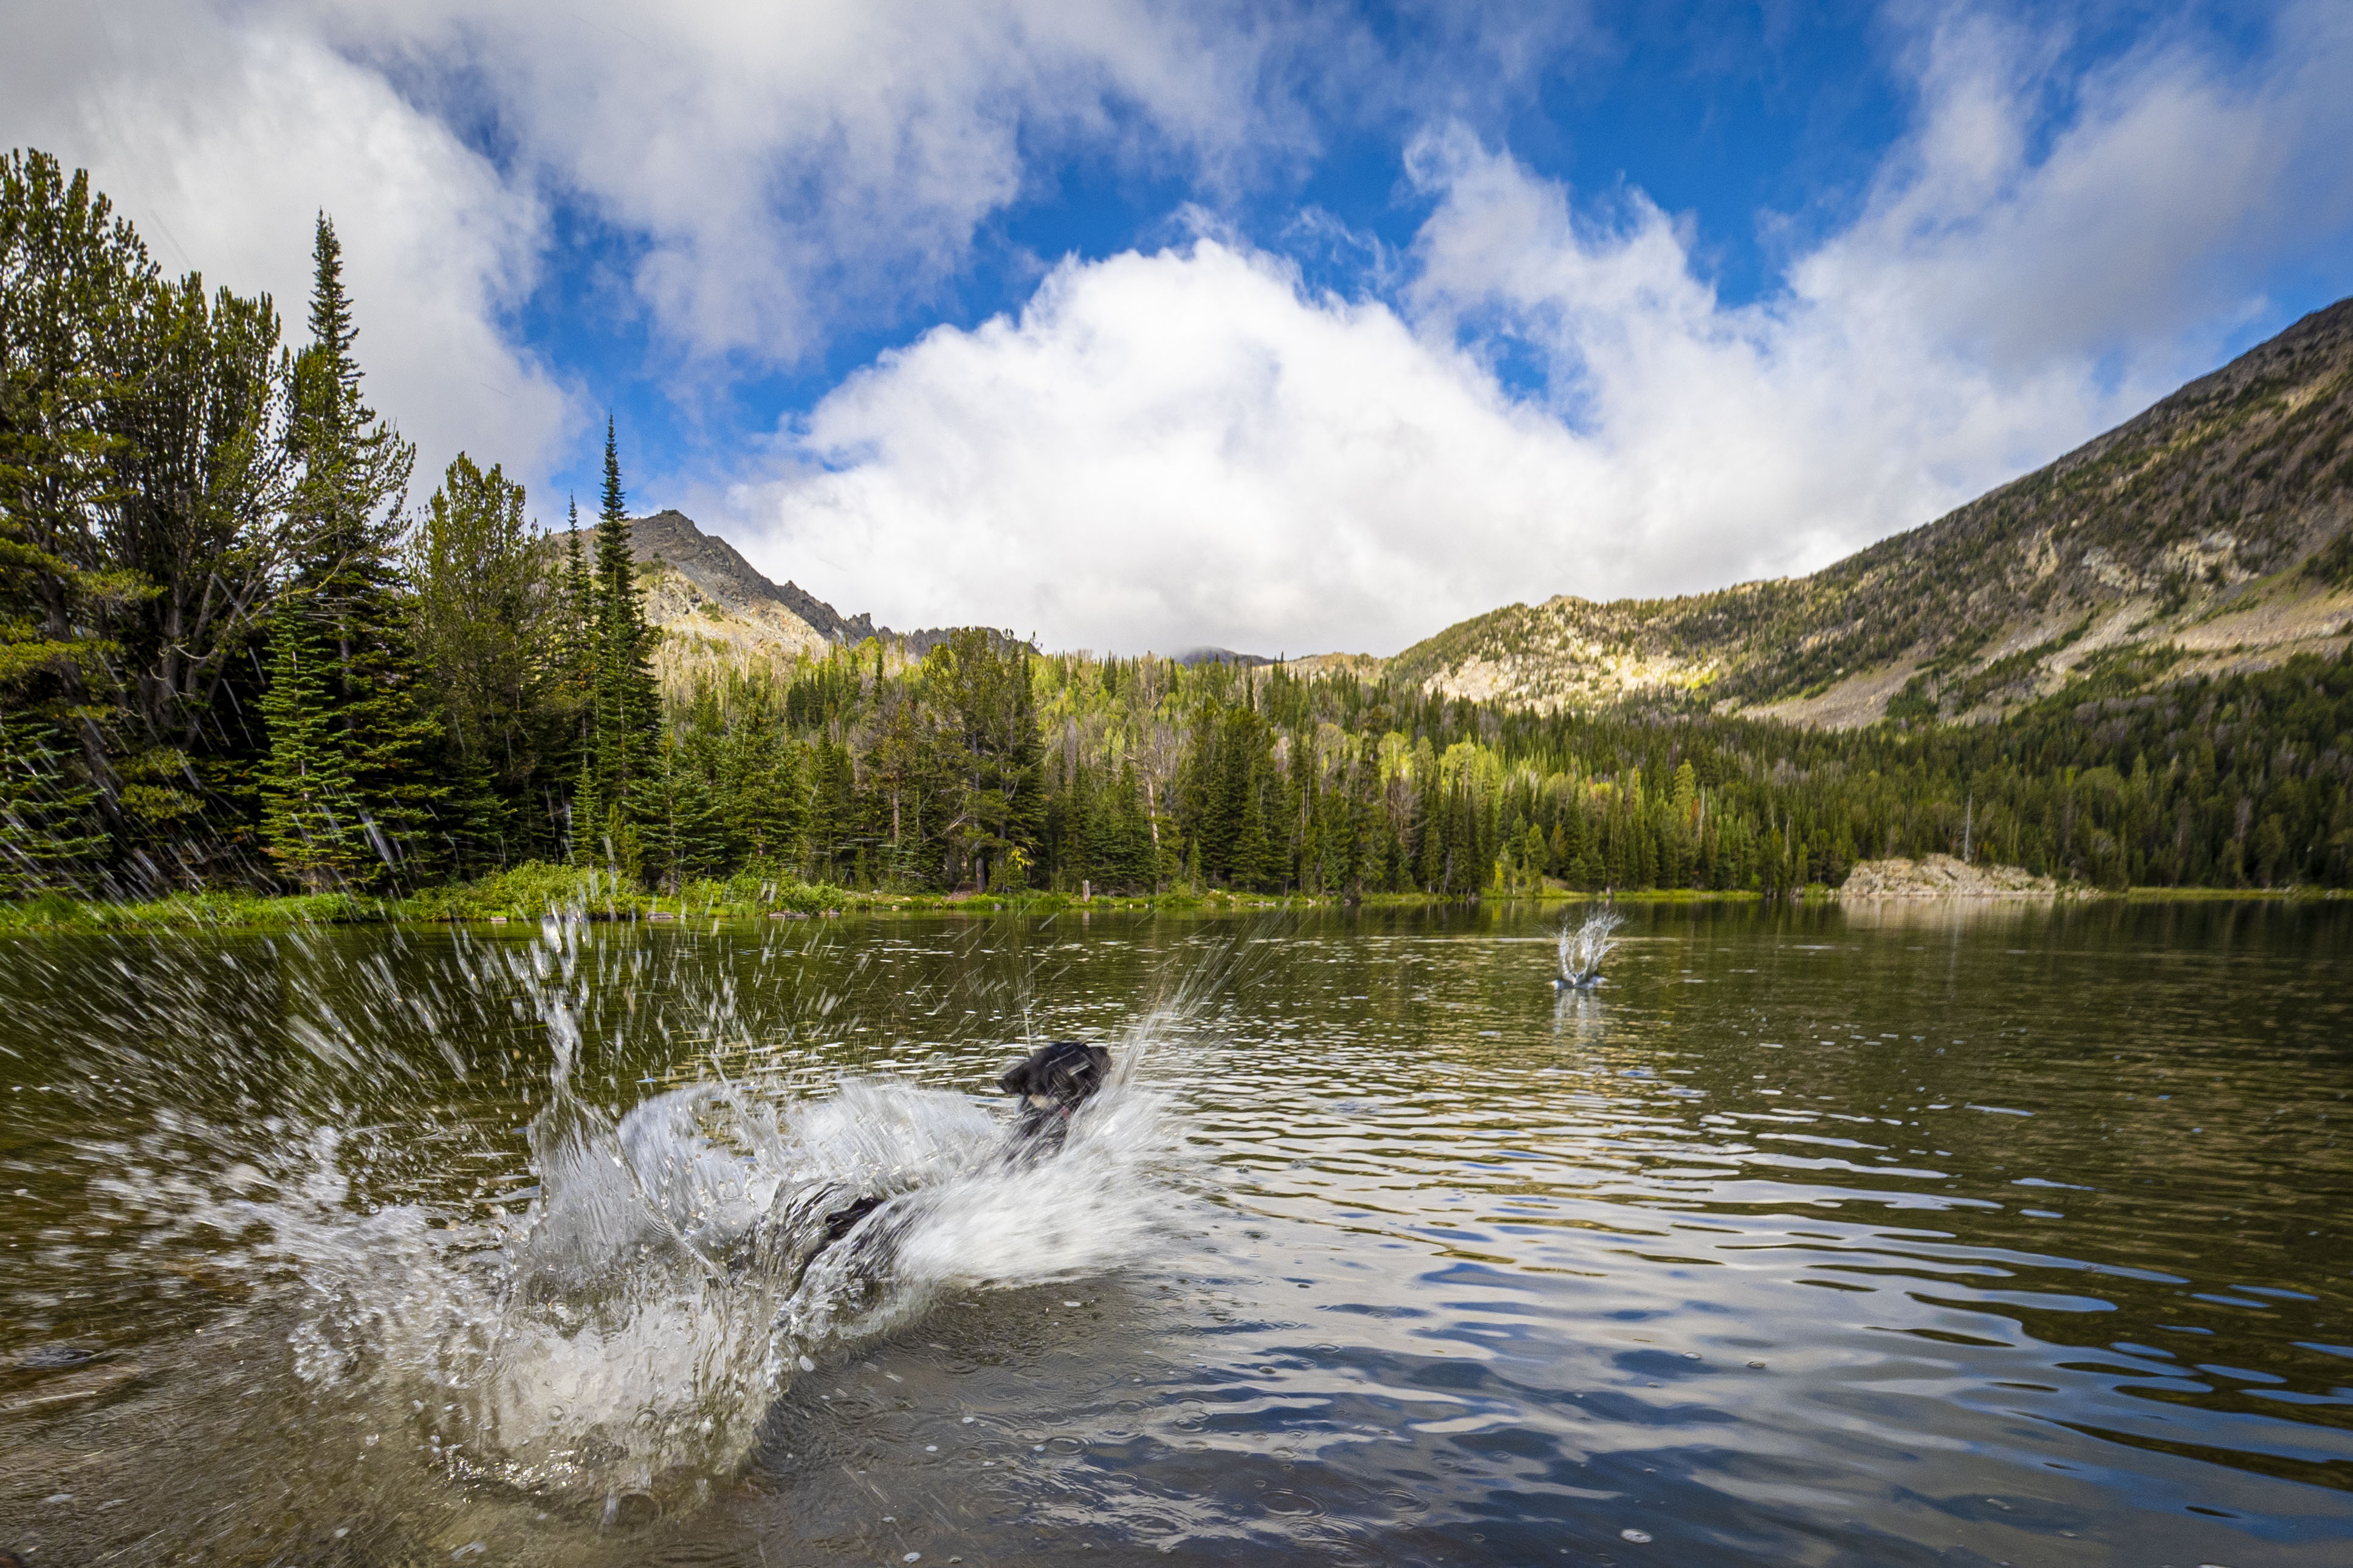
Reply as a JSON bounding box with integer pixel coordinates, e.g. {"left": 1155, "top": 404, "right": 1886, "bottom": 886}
{"left": 2, "top": 900, "right": 2349, "bottom": 1566}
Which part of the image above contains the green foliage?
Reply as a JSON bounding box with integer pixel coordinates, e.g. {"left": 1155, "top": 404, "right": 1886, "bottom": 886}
{"left": 404, "top": 860, "right": 641, "bottom": 920}
{"left": 256, "top": 600, "right": 360, "bottom": 886}
{"left": 0, "top": 888, "right": 385, "bottom": 931}
{"left": 408, "top": 452, "right": 570, "bottom": 872}
{"left": 583, "top": 419, "right": 661, "bottom": 848}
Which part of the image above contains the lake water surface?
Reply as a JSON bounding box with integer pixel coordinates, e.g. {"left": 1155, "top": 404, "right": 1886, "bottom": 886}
{"left": 3, "top": 901, "right": 2349, "bottom": 1566}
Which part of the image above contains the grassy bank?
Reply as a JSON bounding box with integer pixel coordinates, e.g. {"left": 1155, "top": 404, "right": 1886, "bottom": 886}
{"left": 0, "top": 865, "right": 2330, "bottom": 936}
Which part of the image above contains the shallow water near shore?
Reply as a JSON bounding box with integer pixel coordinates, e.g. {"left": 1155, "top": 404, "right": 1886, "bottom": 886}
{"left": 3, "top": 900, "right": 2349, "bottom": 1566}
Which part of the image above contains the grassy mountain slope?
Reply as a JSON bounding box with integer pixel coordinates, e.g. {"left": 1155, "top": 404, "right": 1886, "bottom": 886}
{"left": 1386, "top": 297, "right": 2353, "bottom": 724}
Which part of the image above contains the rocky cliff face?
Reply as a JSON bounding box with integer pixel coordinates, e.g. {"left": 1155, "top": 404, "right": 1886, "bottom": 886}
{"left": 625, "top": 510, "right": 874, "bottom": 644}
{"left": 1383, "top": 296, "right": 2353, "bottom": 725}
{"left": 608, "top": 510, "right": 1011, "bottom": 676}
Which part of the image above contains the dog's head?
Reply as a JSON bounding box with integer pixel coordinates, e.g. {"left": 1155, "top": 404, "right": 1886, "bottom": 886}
{"left": 997, "top": 1039, "right": 1111, "bottom": 1119}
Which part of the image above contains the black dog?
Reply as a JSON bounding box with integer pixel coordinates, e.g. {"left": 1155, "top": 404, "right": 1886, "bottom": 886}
{"left": 998, "top": 1039, "right": 1113, "bottom": 1148}
{"left": 769, "top": 1040, "right": 1116, "bottom": 1280}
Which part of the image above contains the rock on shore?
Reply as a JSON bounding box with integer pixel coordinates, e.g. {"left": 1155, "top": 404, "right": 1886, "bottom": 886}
{"left": 1838, "top": 854, "right": 2059, "bottom": 898}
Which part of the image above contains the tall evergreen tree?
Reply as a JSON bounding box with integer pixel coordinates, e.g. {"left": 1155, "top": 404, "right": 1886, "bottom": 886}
{"left": 637, "top": 727, "right": 724, "bottom": 893}
{"left": 563, "top": 497, "right": 592, "bottom": 645}
{"left": 928, "top": 629, "right": 1042, "bottom": 891}
{"left": 556, "top": 495, "right": 597, "bottom": 860}
{"left": 263, "top": 213, "right": 433, "bottom": 885}
{"left": 588, "top": 419, "right": 660, "bottom": 869}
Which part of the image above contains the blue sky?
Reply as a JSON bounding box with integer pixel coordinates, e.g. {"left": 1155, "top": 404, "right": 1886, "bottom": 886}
{"left": 7, "top": 1, "right": 2351, "bottom": 653}
{"left": 550, "top": 2, "right": 1916, "bottom": 478}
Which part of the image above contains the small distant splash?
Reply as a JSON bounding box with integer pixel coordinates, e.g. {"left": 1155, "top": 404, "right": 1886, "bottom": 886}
{"left": 144, "top": 914, "right": 1196, "bottom": 1520}
{"left": 1554, "top": 908, "right": 1623, "bottom": 991}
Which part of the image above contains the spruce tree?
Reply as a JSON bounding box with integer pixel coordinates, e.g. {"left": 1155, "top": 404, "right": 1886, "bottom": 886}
{"left": 563, "top": 498, "right": 592, "bottom": 645}
{"left": 1113, "top": 762, "right": 1156, "bottom": 892}
{"left": 713, "top": 685, "right": 801, "bottom": 866}
{"left": 269, "top": 213, "right": 435, "bottom": 885}
{"left": 557, "top": 496, "right": 597, "bottom": 861}
{"left": 256, "top": 602, "right": 360, "bottom": 888}
{"left": 637, "top": 728, "right": 723, "bottom": 893}
{"left": 570, "top": 747, "right": 606, "bottom": 868}
{"left": 588, "top": 419, "right": 660, "bottom": 866}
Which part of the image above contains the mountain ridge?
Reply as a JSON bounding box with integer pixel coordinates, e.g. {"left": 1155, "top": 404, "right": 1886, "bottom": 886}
{"left": 624, "top": 509, "right": 877, "bottom": 645}
{"left": 1378, "top": 296, "right": 2353, "bottom": 724}
{"left": 606, "top": 510, "right": 997, "bottom": 667}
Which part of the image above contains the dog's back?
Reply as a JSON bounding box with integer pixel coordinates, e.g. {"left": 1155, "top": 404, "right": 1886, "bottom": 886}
{"left": 746, "top": 1040, "right": 1118, "bottom": 1293}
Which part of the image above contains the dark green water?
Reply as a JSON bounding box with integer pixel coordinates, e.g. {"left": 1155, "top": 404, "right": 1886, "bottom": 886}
{"left": 2, "top": 900, "right": 2349, "bottom": 1566}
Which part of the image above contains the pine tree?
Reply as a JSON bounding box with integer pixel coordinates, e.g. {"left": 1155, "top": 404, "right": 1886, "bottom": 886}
{"left": 256, "top": 601, "right": 360, "bottom": 888}
{"left": 864, "top": 677, "right": 942, "bottom": 889}
{"left": 0, "top": 506, "right": 111, "bottom": 891}
{"left": 1232, "top": 758, "right": 1270, "bottom": 892}
{"left": 1113, "top": 762, "right": 1156, "bottom": 892}
{"left": 928, "top": 629, "right": 1042, "bottom": 891}
{"left": 563, "top": 498, "right": 592, "bottom": 645}
{"left": 1, "top": 151, "right": 152, "bottom": 854}
{"left": 806, "top": 738, "right": 857, "bottom": 882}
{"left": 713, "top": 687, "right": 803, "bottom": 866}
{"left": 555, "top": 496, "right": 596, "bottom": 860}
{"left": 589, "top": 419, "right": 661, "bottom": 868}
{"left": 570, "top": 748, "right": 606, "bottom": 868}
{"left": 637, "top": 728, "right": 724, "bottom": 893}
{"left": 270, "top": 213, "right": 434, "bottom": 885}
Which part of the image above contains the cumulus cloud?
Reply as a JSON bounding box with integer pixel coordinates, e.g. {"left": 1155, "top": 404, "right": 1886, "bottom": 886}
{"left": 1, "top": 0, "right": 1313, "bottom": 490}
{"left": 320, "top": 0, "right": 1305, "bottom": 363}
{"left": 0, "top": 1, "right": 568, "bottom": 500}
{"left": 730, "top": 1, "right": 2353, "bottom": 655}
{"left": 750, "top": 240, "right": 1596, "bottom": 655}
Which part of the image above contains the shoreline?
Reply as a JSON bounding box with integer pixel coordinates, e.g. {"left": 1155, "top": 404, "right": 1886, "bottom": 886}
{"left": 0, "top": 881, "right": 2334, "bottom": 937}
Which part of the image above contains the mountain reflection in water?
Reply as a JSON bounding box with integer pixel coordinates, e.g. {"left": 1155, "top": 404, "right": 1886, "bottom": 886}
{"left": 2, "top": 901, "right": 2348, "bottom": 1566}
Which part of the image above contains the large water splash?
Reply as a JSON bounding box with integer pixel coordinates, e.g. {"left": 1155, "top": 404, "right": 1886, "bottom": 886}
{"left": 84, "top": 913, "right": 1198, "bottom": 1522}
{"left": 1555, "top": 908, "right": 1623, "bottom": 990}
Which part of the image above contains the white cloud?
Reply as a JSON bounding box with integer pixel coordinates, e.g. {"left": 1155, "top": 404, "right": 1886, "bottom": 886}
{"left": 0, "top": 2, "right": 568, "bottom": 505}
{"left": 729, "top": 1, "right": 2353, "bottom": 656}
{"left": 317, "top": 0, "right": 1304, "bottom": 363}
{"left": 0, "top": 0, "right": 1310, "bottom": 497}
{"left": 743, "top": 240, "right": 1598, "bottom": 655}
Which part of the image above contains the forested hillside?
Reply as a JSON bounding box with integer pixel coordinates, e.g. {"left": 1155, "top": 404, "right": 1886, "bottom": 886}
{"left": 5, "top": 151, "right": 2349, "bottom": 903}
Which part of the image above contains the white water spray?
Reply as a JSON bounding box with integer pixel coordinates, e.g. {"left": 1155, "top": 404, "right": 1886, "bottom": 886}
{"left": 139, "top": 915, "right": 1197, "bottom": 1519}
{"left": 1554, "top": 908, "right": 1623, "bottom": 990}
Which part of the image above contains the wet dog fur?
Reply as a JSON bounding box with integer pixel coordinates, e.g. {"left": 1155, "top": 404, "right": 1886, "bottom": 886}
{"left": 752, "top": 1039, "right": 1114, "bottom": 1292}
{"left": 997, "top": 1039, "right": 1112, "bottom": 1149}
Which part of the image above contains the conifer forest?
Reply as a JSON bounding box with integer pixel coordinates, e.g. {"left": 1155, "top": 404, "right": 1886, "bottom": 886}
{"left": 5, "top": 151, "right": 2351, "bottom": 905}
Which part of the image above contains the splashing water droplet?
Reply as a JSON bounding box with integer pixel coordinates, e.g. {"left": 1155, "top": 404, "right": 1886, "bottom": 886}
{"left": 109, "top": 916, "right": 1201, "bottom": 1515}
